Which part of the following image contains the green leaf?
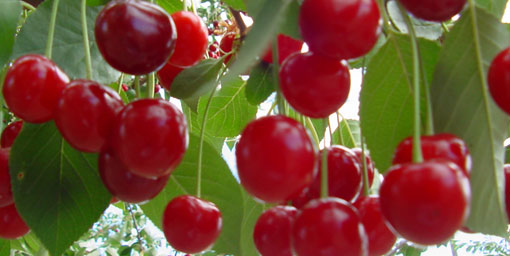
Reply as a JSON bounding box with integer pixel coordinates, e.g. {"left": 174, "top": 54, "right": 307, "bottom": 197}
{"left": 0, "top": 239, "right": 9, "bottom": 255}
{"left": 170, "top": 58, "right": 225, "bottom": 100}
{"left": 475, "top": 0, "right": 508, "bottom": 18}
{"left": 182, "top": 102, "right": 225, "bottom": 153}
{"left": 505, "top": 145, "right": 510, "bottom": 163}
{"left": 222, "top": 0, "right": 247, "bottom": 11}
{"left": 156, "top": 0, "right": 182, "bottom": 14}
{"left": 197, "top": 77, "right": 257, "bottom": 137}
{"left": 0, "top": 0, "right": 21, "bottom": 68}
{"left": 239, "top": 191, "right": 264, "bottom": 256}
{"left": 9, "top": 122, "right": 111, "bottom": 256}
{"left": 360, "top": 34, "right": 440, "bottom": 174}
{"left": 430, "top": 7, "right": 510, "bottom": 235}
{"left": 86, "top": 0, "right": 108, "bottom": 6}
{"left": 386, "top": 0, "right": 442, "bottom": 41}
{"left": 245, "top": 63, "right": 275, "bottom": 105}
{"left": 278, "top": 0, "right": 301, "bottom": 40}
{"left": 12, "top": 0, "right": 120, "bottom": 84}
{"left": 331, "top": 119, "right": 361, "bottom": 148}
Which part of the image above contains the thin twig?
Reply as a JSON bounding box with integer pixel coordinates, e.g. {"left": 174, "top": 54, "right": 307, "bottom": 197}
{"left": 229, "top": 7, "right": 247, "bottom": 38}
{"left": 126, "top": 204, "right": 145, "bottom": 253}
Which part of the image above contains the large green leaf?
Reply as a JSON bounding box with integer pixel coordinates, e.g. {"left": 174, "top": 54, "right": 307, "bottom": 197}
{"left": 12, "top": 0, "right": 120, "bottom": 84}
{"left": 430, "top": 7, "right": 510, "bottom": 235}
{"left": 156, "top": 0, "right": 182, "bottom": 14}
{"left": 475, "top": 0, "right": 507, "bottom": 18}
{"left": 197, "top": 77, "right": 257, "bottom": 138}
{"left": 239, "top": 191, "right": 264, "bottom": 256}
{"left": 170, "top": 58, "right": 225, "bottom": 100}
{"left": 222, "top": 0, "right": 246, "bottom": 11}
{"left": 360, "top": 34, "right": 440, "bottom": 174}
{"left": 86, "top": 0, "right": 108, "bottom": 6}
{"left": 182, "top": 102, "right": 225, "bottom": 153}
{"left": 278, "top": 0, "right": 301, "bottom": 40}
{"left": 0, "top": 0, "right": 20, "bottom": 68}
{"left": 9, "top": 122, "right": 111, "bottom": 256}
{"left": 0, "top": 239, "right": 9, "bottom": 255}
{"left": 245, "top": 63, "right": 275, "bottom": 105}
{"left": 332, "top": 119, "right": 361, "bottom": 148}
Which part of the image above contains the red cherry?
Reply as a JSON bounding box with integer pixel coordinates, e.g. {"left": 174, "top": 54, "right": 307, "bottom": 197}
{"left": 504, "top": 164, "right": 510, "bottom": 222}
{"left": 0, "top": 204, "right": 30, "bottom": 239}
{"left": 352, "top": 148, "right": 375, "bottom": 189}
{"left": 121, "top": 84, "right": 129, "bottom": 92}
{"left": 110, "top": 197, "right": 119, "bottom": 204}
{"left": 99, "top": 149, "right": 169, "bottom": 203}
{"left": 3, "top": 54, "right": 69, "bottom": 123}
{"left": 95, "top": 0, "right": 177, "bottom": 75}
{"left": 168, "top": 11, "right": 208, "bottom": 67}
{"left": 111, "top": 99, "right": 188, "bottom": 178}
{"left": 299, "top": 0, "right": 381, "bottom": 60}
{"left": 353, "top": 196, "right": 397, "bottom": 256}
{"left": 279, "top": 52, "right": 350, "bottom": 118}
{"left": 262, "top": 34, "right": 304, "bottom": 65}
{"left": 219, "top": 33, "right": 237, "bottom": 63}
{"left": 1, "top": 121, "right": 23, "bottom": 148}
{"left": 253, "top": 206, "right": 297, "bottom": 256}
{"left": 392, "top": 133, "right": 471, "bottom": 177}
{"left": 488, "top": 47, "right": 510, "bottom": 115}
{"left": 379, "top": 160, "right": 470, "bottom": 245}
{"left": 0, "top": 148, "right": 12, "bottom": 208}
{"left": 162, "top": 195, "right": 222, "bottom": 254}
{"left": 209, "top": 43, "right": 218, "bottom": 52}
{"left": 292, "top": 198, "right": 368, "bottom": 256}
{"left": 154, "top": 83, "right": 161, "bottom": 94}
{"left": 156, "top": 62, "right": 185, "bottom": 91}
{"left": 54, "top": 80, "right": 124, "bottom": 153}
{"left": 236, "top": 115, "right": 317, "bottom": 203}
{"left": 399, "top": 0, "right": 466, "bottom": 22}
{"left": 292, "top": 146, "right": 362, "bottom": 208}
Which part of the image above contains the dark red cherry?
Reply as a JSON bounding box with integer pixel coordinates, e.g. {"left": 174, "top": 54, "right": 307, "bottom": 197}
{"left": 0, "top": 204, "right": 30, "bottom": 239}
{"left": 168, "top": 11, "right": 208, "bottom": 67}
{"left": 353, "top": 196, "right": 397, "bottom": 256}
{"left": 299, "top": 0, "right": 381, "bottom": 60}
{"left": 1, "top": 121, "right": 23, "bottom": 148}
{"left": 292, "top": 197, "right": 368, "bottom": 256}
{"left": 392, "top": 133, "right": 471, "bottom": 177}
{"left": 111, "top": 99, "right": 188, "bottom": 178}
{"left": 399, "top": 0, "right": 466, "bottom": 22}
{"left": 54, "top": 80, "right": 124, "bottom": 153}
{"left": 99, "top": 149, "right": 169, "bottom": 203}
{"left": 253, "top": 206, "right": 297, "bottom": 256}
{"left": 3, "top": 54, "right": 69, "bottom": 123}
{"left": 352, "top": 148, "right": 375, "bottom": 189}
{"left": 504, "top": 164, "right": 510, "bottom": 222}
{"left": 262, "top": 34, "right": 304, "bottom": 65}
{"left": 236, "top": 115, "right": 317, "bottom": 203}
{"left": 0, "top": 148, "right": 12, "bottom": 207}
{"left": 488, "top": 47, "right": 510, "bottom": 115}
{"left": 379, "top": 160, "right": 470, "bottom": 245}
{"left": 279, "top": 52, "right": 350, "bottom": 118}
{"left": 219, "top": 33, "right": 237, "bottom": 63}
{"left": 156, "top": 62, "right": 185, "bottom": 91}
{"left": 292, "top": 146, "right": 362, "bottom": 208}
{"left": 95, "top": 0, "right": 177, "bottom": 75}
{"left": 162, "top": 195, "right": 222, "bottom": 254}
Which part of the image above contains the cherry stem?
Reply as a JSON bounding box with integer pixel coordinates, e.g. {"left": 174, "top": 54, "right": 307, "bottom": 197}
{"left": 81, "top": 0, "right": 92, "bottom": 80}
{"left": 335, "top": 112, "right": 345, "bottom": 145}
{"left": 266, "top": 100, "right": 277, "bottom": 116}
{"left": 320, "top": 118, "right": 329, "bottom": 198}
{"left": 271, "top": 39, "right": 287, "bottom": 115}
{"left": 147, "top": 73, "right": 155, "bottom": 98}
{"left": 327, "top": 118, "right": 333, "bottom": 141}
{"left": 441, "top": 22, "right": 450, "bottom": 33}
{"left": 134, "top": 76, "right": 141, "bottom": 98}
{"left": 360, "top": 133, "right": 370, "bottom": 196}
{"left": 45, "top": 0, "right": 61, "bottom": 58}
{"left": 305, "top": 117, "right": 321, "bottom": 149}
{"left": 125, "top": 203, "right": 145, "bottom": 253}
{"left": 116, "top": 73, "right": 124, "bottom": 94}
{"left": 230, "top": 7, "right": 247, "bottom": 38}
{"left": 21, "top": 1, "right": 36, "bottom": 12}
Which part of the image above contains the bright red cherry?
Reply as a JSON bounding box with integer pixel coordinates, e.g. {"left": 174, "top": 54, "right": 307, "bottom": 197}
{"left": 392, "top": 133, "right": 471, "bottom": 177}
{"left": 399, "top": 0, "right": 466, "bottom": 22}
{"left": 156, "top": 62, "right": 185, "bottom": 91}
{"left": 110, "top": 99, "right": 188, "bottom": 178}
{"left": 99, "top": 149, "right": 169, "bottom": 203}
{"left": 3, "top": 54, "right": 69, "bottom": 123}
{"left": 352, "top": 148, "right": 375, "bottom": 189}
{"left": 292, "top": 198, "right": 368, "bottom": 256}
{"left": 219, "top": 33, "right": 237, "bottom": 63}
{"left": 488, "top": 47, "right": 510, "bottom": 115}
{"left": 0, "top": 148, "right": 12, "bottom": 207}
{"left": 54, "top": 80, "right": 124, "bottom": 153}
{"left": 253, "top": 206, "right": 297, "bottom": 256}
{"left": 95, "top": 0, "right": 177, "bottom": 75}
{"left": 168, "top": 11, "right": 208, "bottom": 67}
{"left": 353, "top": 196, "right": 397, "bottom": 256}
{"left": 162, "top": 195, "right": 222, "bottom": 254}
{"left": 279, "top": 52, "right": 350, "bottom": 118}
{"left": 262, "top": 34, "right": 304, "bottom": 65}
{"left": 292, "top": 146, "right": 362, "bottom": 208}
{"left": 236, "top": 115, "right": 317, "bottom": 203}
{"left": 299, "top": 0, "right": 381, "bottom": 60}
{"left": 504, "top": 164, "right": 510, "bottom": 222}
{"left": 0, "top": 204, "right": 30, "bottom": 239}
{"left": 379, "top": 160, "right": 470, "bottom": 245}
{"left": 1, "top": 121, "right": 23, "bottom": 148}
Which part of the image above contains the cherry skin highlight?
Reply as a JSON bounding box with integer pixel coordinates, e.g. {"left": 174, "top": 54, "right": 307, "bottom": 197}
{"left": 1, "top": 120, "right": 23, "bottom": 148}
{"left": 0, "top": 148, "right": 12, "bottom": 207}
{"left": 168, "top": 11, "right": 208, "bottom": 67}
{"left": 0, "top": 204, "right": 30, "bottom": 239}
{"left": 262, "top": 34, "right": 304, "bottom": 65}
{"left": 253, "top": 206, "right": 297, "bottom": 256}
{"left": 488, "top": 47, "right": 510, "bottom": 116}
{"left": 399, "top": 0, "right": 466, "bottom": 22}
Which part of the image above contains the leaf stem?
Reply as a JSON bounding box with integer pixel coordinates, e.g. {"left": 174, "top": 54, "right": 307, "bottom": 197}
{"left": 320, "top": 118, "right": 329, "bottom": 198}
{"left": 339, "top": 112, "right": 357, "bottom": 147}
{"left": 147, "top": 73, "right": 155, "bottom": 98}
{"left": 81, "top": 0, "right": 92, "bottom": 80}
{"left": 45, "top": 0, "right": 61, "bottom": 58}
{"left": 134, "top": 76, "right": 141, "bottom": 98}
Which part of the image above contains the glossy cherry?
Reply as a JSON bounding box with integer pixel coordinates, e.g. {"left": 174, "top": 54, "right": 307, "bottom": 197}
{"left": 0, "top": 148, "right": 12, "bottom": 207}
{"left": 253, "top": 206, "right": 297, "bottom": 256}
{"left": 156, "top": 62, "right": 185, "bottom": 91}
{"left": 352, "top": 148, "right": 375, "bottom": 188}
{"left": 219, "top": 33, "right": 237, "bottom": 63}
{"left": 353, "top": 196, "right": 397, "bottom": 256}
{"left": 292, "top": 198, "right": 368, "bottom": 256}
{"left": 279, "top": 52, "right": 350, "bottom": 118}
{"left": 162, "top": 195, "right": 222, "bottom": 254}
{"left": 54, "top": 80, "right": 124, "bottom": 153}
{"left": 379, "top": 160, "right": 470, "bottom": 245}
{"left": 262, "top": 34, "right": 304, "bottom": 65}
{"left": 236, "top": 115, "right": 316, "bottom": 203}
{"left": 392, "top": 133, "right": 471, "bottom": 177}
{"left": 399, "top": 0, "right": 466, "bottom": 22}
{"left": 0, "top": 203, "right": 30, "bottom": 239}
{"left": 168, "top": 11, "right": 208, "bottom": 67}
{"left": 110, "top": 99, "right": 188, "bottom": 178}
{"left": 99, "top": 149, "right": 169, "bottom": 203}
{"left": 504, "top": 164, "right": 510, "bottom": 222}
{"left": 488, "top": 47, "right": 510, "bottom": 115}
{"left": 1, "top": 121, "right": 23, "bottom": 148}
{"left": 299, "top": 0, "right": 381, "bottom": 60}
{"left": 3, "top": 54, "right": 69, "bottom": 123}
{"left": 95, "top": 0, "right": 177, "bottom": 75}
